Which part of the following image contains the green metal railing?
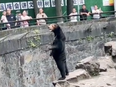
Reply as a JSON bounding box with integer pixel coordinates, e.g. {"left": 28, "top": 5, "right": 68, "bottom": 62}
{"left": 0, "top": 11, "right": 115, "bottom": 30}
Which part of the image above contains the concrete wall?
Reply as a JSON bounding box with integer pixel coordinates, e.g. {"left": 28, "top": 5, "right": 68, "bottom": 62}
{"left": 0, "top": 18, "right": 116, "bottom": 87}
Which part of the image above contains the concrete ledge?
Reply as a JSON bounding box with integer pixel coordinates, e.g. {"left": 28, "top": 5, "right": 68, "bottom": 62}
{"left": 0, "top": 18, "right": 113, "bottom": 38}
{"left": 0, "top": 18, "right": 116, "bottom": 55}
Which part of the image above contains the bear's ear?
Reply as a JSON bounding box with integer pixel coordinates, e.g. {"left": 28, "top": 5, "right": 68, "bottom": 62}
{"left": 53, "top": 24, "right": 59, "bottom": 29}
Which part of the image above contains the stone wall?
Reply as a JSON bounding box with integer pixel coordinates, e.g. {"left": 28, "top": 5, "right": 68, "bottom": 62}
{"left": 0, "top": 18, "right": 116, "bottom": 87}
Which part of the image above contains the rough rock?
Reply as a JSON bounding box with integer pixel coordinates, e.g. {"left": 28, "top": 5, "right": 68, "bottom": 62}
{"left": 114, "top": 63, "right": 116, "bottom": 69}
{"left": 97, "top": 56, "right": 115, "bottom": 71}
{"left": 75, "top": 56, "right": 100, "bottom": 76}
{"left": 105, "top": 41, "right": 116, "bottom": 63}
{"left": 105, "top": 41, "right": 116, "bottom": 56}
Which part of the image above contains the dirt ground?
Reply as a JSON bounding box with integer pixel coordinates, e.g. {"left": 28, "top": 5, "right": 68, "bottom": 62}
{"left": 71, "top": 68, "right": 116, "bottom": 87}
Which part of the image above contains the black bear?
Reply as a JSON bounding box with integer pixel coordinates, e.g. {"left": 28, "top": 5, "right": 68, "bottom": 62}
{"left": 48, "top": 24, "right": 69, "bottom": 80}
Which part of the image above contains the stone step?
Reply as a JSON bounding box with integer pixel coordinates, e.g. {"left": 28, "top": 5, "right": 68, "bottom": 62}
{"left": 53, "top": 69, "right": 90, "bottom": 87}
